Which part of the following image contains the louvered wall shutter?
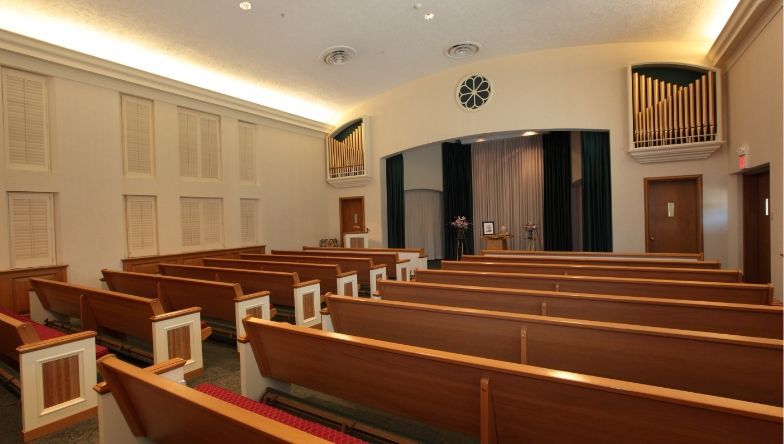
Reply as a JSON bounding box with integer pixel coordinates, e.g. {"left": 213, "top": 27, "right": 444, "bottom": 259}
{"left": 179, "top": 112, "right": 198, "bottom": 177}
{"left": 122, "top": 96, "right": 154, "bottom": 176}
{"left": 240, "top": 199, "right": 257, "bottom": 243}
{"left": 200, "top": 116, "right": 220, "bottom": 179}
{"left": 181, "top": 198, "right": 201, "bottom": 246}
{"left": 201, "top": 198, "right": 222, "bottom": 246}
{"left": 3, "top": 69, "right": 48, "bottom": 169}
{"left": 9, "top": 192, "right": 55, "bottom": 267}
{"left": 239, "top": 123, "right": 256, "bottom": 183}
{"left": 125, "top": 196, "right": 157, "bottom": 257}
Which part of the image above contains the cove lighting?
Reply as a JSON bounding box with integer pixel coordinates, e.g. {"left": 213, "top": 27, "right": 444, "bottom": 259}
{"left": 702, "top": 0, "right": 741, "bottom": 47}
{"left": 522, "top": 131, "right": 538, "bottom": 136}
{"left": 0, "top": 6, "right": 337, "bottom": 124}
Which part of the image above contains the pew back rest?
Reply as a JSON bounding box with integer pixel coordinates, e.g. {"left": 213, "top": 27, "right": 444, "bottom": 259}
{"left": 480, "top": 250, "right": 704, "bottom": 260}
{"left": 165, "top": 262, "right": 305, "bottom": 307}
{"left": 0, "top": 312, "right": 37, "bottom": 369}
{"left": 222, "top": 260, "right": 350, "bottom": 293}
{"left": 327, "top": 295, "right": 783, "bottom": 406}
{"left": 80, "top": 290, "right": 165, "bottom": 341}
{"left": 96, "top": 355, "right": 329, "bottom": 443}
{"left": 415, "top": 269, "right": 774, "bottom": 304}
{"left": 296, "top": 249, "right": 405, "bottom": 277}
{"left": 242, "top": 318, "right": 783, "bottom": 442}
{"left": 29, "top": 278, "right": 85, "bottom": 319}
{"left": 103, "top": 269, "right": 245, "bottom": 321}
{"left": 462, "top": 254, "right": 722, "bottom": 269}
{"left": 376, "top": 280, "right": 784, "bottom": 339}
{"left": 253, "top": 253, "right": 378, "bottom": 272}
{"left": 441, "top": 260, "right": 743, "bottom": 283}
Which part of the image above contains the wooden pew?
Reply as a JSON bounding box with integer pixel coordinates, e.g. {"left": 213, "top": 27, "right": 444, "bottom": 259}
{"left": 375, "top": 280, "right": 784, "bottom": 339}
{"left": 28, "top": 278, "right": 205, "bottom": 379}
{"left": 94, "top": 356, "right": 336, "bottom": 444}
{"left": 442, "top": 260, "right": 743, "bottom": 282}
{"left": 157, "top": 264, "right": 321, "bottom": 327}
{"left": 101, "top": 269, "right": 271, "bottom": 337}
{"left": 244, "top": 253, "right": 387, "bottom": 294}
{"left": 284, "top": 249, "right": 411, "bottom": 281}
{"left": 121, "top": 245, "right": 267, "bottom": 274}
{"left": 414, "top": 269, "right": 774, "bottom": 305}
{"left": 326, "top": 295, "right": 783, "bottom": 406}
{"left": 239, "top": 318, "right": 783, "bottom": 443}
{"left": 202, "top": 258, "right": 358, "bottom": 297}
{"left": 463, "top": 254, "right": 721, "bottom": 269}
{"left": 302, "top": 246, "right": 428, "bottom": 273}
{"left": 481, "top": 249, "right": 705, "bottom": 260}
{"left": 0, "top": 311, "right": 98, "bottom": 442}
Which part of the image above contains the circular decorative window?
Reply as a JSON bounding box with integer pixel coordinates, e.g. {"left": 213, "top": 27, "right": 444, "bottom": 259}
{"left": 456, "top": 74, "right": 492, "bottom": 110}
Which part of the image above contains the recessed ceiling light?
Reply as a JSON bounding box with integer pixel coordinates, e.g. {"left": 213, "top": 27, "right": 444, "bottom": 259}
{"left": 424, "top": 12, "right": 435, "bottom": 20}
{"left": 239, "top": 2, "right": 252, "bottom": 11}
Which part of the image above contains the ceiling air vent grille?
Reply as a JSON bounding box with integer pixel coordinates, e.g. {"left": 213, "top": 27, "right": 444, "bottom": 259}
{"left": 446, "top": 41, "right": 481, "bottom": 59}
{"left": 321, "top": 46, "right": 357, "bottom": 66}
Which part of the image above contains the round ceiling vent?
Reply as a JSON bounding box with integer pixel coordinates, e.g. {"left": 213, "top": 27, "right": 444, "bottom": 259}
{"left": 320, "top": 46, "right": 357, "bottom": 66}
{"left": 456, "top": 74, "right": 492, "bottom": 110}
{"left": 446, "top": 41, "right": 481, "bottom": 59}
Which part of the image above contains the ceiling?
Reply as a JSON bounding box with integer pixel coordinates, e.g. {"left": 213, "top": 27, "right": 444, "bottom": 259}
{"left": 0, "top": 0, "right": 738, "bottom": 124}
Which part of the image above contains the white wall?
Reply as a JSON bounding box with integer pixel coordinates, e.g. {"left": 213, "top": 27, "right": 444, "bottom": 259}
{"left": 0, "top": 49, "right": 332, "bottom": 286}
{"left": 724, "top": 8, "right": 783, "bottom": 300}
{"left": 339, "top": 41, "right": 731, "bottom": 264}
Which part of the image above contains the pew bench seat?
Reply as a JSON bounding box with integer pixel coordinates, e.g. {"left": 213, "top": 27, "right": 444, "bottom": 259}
{"left": 0, "top": 307, "right": 109, "bottom": 358}
{"left": 95, "top": 355, "right": 362, "bottom": 443}
{"left": 0, "top": 310, "right": 100, "bottom": 442}
{"left": 194, "top": 383, "right": 366, "bottom": 443}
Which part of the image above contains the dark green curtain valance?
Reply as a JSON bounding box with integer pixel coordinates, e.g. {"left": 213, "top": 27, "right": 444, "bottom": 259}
{"left": 442, "top": 142, "right": 474, "bottom": 259}
{"left": 581, "top": 131, "right": 613, "bottom": 252}
{"left": 542, "top": 131, "right": 572, "bottom": 251}
{"left": 385, "top": 154, "right": 405, "bottom": 247}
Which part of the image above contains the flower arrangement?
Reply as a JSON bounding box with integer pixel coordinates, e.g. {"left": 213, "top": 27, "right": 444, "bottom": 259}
{"left": 450, "top": 216, "right": 471, "bottom": 230}
{"left": 524, "top": 221, "right": 538, "bottom": 240}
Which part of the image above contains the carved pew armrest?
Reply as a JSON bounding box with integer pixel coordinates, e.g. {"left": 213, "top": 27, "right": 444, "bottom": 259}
{"left": 150, "top": 308, "right": 204, "bottom": 380}
{"left": 17, "top": 331, "right": 98, "bottom": 442}
{"left": 335, "top": 271, "right": 359, "bottom": 298}
{"left": 369, "top": 268, "right": 387, "bottom": 296}
{"left": 395, "top": 260, "right": 412, "bottom": 282}
{"left": 292, "top": 281, "right": 322, "bottom": 327}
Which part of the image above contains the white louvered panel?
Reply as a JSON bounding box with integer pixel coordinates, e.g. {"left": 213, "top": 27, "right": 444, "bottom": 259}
{"left": 4, "top": 69, "right": 48, "bottom": 168}
{"left": 123, "top": 96, "right": 153, "bottom": 175}
{"left": 179, "top": 112, "right": 198, "bottom": 177}
{"left": 240, "top": 199, "right": 257, "bottom": 243}
{"left": 126, "top": 196, "right": 157, "bottom": 257}
{"left": 180, "top": 199, "right": 201, "bottom": 246}
{"left": 201, "top": 199, "right": 222, "bottom": 246}
{"left": 239, "top": 123, "right": 256, "bottom": 183}
{"left": 9, "top": 193, "right": 54, "bottom": 267}
{"left": 200, "top": 117, "right": 220, "bottom": 179}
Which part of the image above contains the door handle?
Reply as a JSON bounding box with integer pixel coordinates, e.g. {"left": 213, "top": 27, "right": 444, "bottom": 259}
{"left": 650, "top": 236, "right": 655, "bottom": 241}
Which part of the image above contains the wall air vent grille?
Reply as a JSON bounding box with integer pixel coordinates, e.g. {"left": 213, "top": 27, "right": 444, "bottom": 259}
{"left": 456, "top": 74, "right": 492, "bottom": 110}
{"left": 321, "top": 46, "right": 357, "bottom": 66}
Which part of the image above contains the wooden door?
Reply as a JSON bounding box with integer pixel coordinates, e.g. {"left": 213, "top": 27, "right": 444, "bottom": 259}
{"left": 644, "top": 175, "right": 702, "bottom": 253}
{"left": 340, "top": 197, "right": 365, "bottom": 245}
{"left": 742, "top": 167, "right": 770, "bottom": 283}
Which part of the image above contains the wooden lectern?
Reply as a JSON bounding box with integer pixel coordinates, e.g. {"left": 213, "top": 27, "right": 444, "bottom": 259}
{"left": 483, "top": 234, "right": 512, "bottom": 250}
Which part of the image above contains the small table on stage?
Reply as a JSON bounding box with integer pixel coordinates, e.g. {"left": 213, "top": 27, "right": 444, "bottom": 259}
{"left": 483, "top": 234, "right": 512, "bottom": 250}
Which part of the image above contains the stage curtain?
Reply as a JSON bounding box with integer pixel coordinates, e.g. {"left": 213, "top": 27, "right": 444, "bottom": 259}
{"left": 442, "top": 142, "right": 474, "bottom": 259}
{"left": 542, "top": 131, "right": 573, "bottom": 251}
{"left": 405, "top": 189, "right": 444, "bottom": 259}
{"left": 385, "top": 154, "right": 405, "bottom": 247}
{"left": 471, "top": 136, "right": 544, "bottom": 252}
{"left": 581, "top": 131, "right": 613, "bottom": 251}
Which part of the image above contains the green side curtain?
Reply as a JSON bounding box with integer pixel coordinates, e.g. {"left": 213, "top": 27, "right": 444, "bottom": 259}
{"left": 442, "top": 142, "right": 474, "bottom": 259}
{"left": 542, "top": 131, "right": 572, "bottom": 251}
{"left": 385, "top": 154, "right": 405, "bottom": 247}
{"left": 581, "top": 131, "right": 613, "bottom": 252}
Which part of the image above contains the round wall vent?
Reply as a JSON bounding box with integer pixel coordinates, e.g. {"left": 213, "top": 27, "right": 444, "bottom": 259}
{"left": 456, "top": 74, "right": 492, "bottom": 110}
{"left": 446, "top": 41, "right": 481, "bottom": 59}
{"left": 320, "top": 46, "right": 357, "bottom": 66}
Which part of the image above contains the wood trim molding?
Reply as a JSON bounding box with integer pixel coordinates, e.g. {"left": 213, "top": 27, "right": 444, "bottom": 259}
{"left": 0, "top": 30, "right": 331, "bottom": 132}
{"left": 708, "top": 0, "right": 783, "bottom": 69}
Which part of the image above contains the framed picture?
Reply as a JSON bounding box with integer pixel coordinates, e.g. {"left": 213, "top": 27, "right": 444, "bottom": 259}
{"left": 482, "top": 221, "right": 495, "bottom": 235}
